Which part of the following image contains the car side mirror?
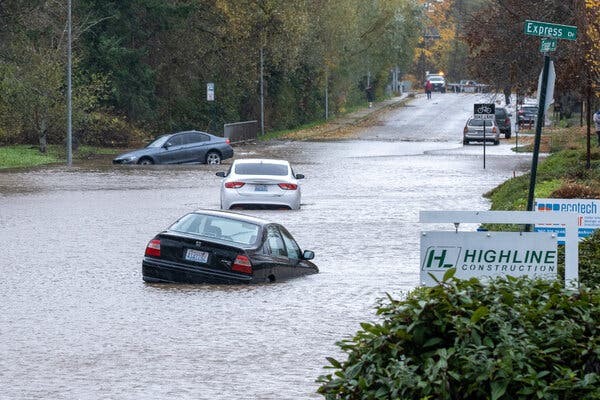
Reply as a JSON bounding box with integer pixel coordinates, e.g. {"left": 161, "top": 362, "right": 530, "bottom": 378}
{"left": 295, "top": 173, "right": 305, "bottom": 179}
{"left": 216, "top": 171, "right": 226, "bottom": 177}
{"left": 302, "top": 250, "right": 315, "bottom": 260}
{"left": 163, "top": 143, "right": 171, "bottom": 149}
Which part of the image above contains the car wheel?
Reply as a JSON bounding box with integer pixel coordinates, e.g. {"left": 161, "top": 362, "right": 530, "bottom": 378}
{"left": 138, "top": 157, "right": 154, "bottom": 165}
{"left": 494, "top": 139, "right": 500, "bottom": 145}
{"left": 205, "top": 151, "right": 221, "bottom": 164}
{"left": 463, "top": 139, "right": 469, "bottom": 145}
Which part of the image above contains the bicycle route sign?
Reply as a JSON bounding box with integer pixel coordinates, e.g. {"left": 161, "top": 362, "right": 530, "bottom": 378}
{"left": 474, "top": 103, "right": 495, "bottom": 120}
{"left": 524, "top": 20, "right": 577, "bottom": 41}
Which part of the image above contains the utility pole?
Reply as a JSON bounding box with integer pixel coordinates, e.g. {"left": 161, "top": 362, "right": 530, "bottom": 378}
{"left": 260, "top": 46, "right": 264, "bottom": 136}
{"left": 325, "top": 66, "right": 329, "bottom": 120}
{"left": 66, "top": 0, "right": 72, "bottom": 166}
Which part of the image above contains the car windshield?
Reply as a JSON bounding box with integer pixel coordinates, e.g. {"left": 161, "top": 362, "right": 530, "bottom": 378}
{"left": 469, "top": 119, "right": 494, "bottom": 127}
{"left": 146, "top": 135, "right": 170, "bottom": 148}
{"left": 169, "top": 213, "right": 260, "bottom": 245}
{"left": 235, "top": 162, "right": 289, "bottom": 176}
{"left": 429, "top": 77, "right": 444, "bottom": 82}
{"left": 523, "top": 107, "right": 538, "bottom": 113}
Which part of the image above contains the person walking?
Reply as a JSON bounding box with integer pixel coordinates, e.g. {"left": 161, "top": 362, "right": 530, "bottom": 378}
{"left": 425, "top": 80, "right": 433, "bottom": 100}
{"left": 594, "top": 109, "right": 600, "bottom": 147}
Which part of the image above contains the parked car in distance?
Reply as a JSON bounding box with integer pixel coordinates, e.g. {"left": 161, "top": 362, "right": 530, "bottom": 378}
{"left": 517, "top": 105, "right": 538, "bottom": 128}
{"left": 142, "top": 209, "right": 318, "bottom": 284}
{"left": 463, "top": 117, "right": 500, "bottom": 145}
{"left": 112, "top": 130, "right": 233, "bottom": 165}
{"left": 494, "top": 106, "right": 512, "bottom": 139}
{"left": 427, "top": 74, "right": 446, "bottom": 93}
{"left": 459, "top": 80, "right": 478, "bottom": 93}
{"left": 216, "top": 159, "right": 304, "bottom": 210}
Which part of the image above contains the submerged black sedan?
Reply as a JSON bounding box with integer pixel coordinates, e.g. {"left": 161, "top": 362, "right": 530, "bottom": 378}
{"left": 142, "top": 209, "right": 318, "bottom": 284}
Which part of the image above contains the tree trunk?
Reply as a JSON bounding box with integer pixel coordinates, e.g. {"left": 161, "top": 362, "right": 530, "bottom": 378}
{"left": 503, "top": 86, "right": 511, "bottom": 105}
{"left": 38, "top": 118, "right": 47, "bottom": 154}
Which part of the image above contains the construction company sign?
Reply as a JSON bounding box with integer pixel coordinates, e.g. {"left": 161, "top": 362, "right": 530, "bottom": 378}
{"left": 420, "top": 231, "right": 558, "bottom": 286}
{"left": 535, "top": 198, "right": 600, "bottom": 244}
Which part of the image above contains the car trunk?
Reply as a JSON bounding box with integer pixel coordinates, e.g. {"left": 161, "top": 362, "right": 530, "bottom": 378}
{"left": 236, "top": 177, "right": 286, "bottom": 198}
{"left": 157, "top": 232, "right": 244, "bottom": 273}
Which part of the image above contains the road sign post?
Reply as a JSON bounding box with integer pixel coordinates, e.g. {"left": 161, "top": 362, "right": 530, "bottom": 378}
{"left": 474, "top": 103, "right": 495, "bottom": 169}
{"left": 523, "top": 21, "right": 577, "bottom": 229}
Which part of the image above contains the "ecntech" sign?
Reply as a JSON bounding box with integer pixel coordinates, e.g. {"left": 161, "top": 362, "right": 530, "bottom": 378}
{"left": 420, "top": 231, "right": 558, "bottom": 286}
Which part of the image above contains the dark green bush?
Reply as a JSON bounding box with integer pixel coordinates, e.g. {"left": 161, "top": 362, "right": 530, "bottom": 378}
{"left": 580, "top": 230, "right": 600, "bottom": 289}
{"left": 75, "top": 112, "right": 145, "bottom": 147}
{"left": 318, "top": 274, "right": 600, "bottom": 399}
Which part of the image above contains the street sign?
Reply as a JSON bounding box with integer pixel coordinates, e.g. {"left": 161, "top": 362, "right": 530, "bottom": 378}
{"left": 473, "top": 103, "right": 495, "bottom": 119}
{"left": 537, "top": 60, "right": 555, "bottom": 113}
{"left": 524, "top": 20, "right": 577, "bottom": 41}
{"left": 207, "top": 82, "right": 215, "bottom": 101}
{"left": 540, "top": 38, "right": 557, "bottom": 52}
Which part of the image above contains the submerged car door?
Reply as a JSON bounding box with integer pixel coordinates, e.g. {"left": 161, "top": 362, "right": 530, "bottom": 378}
{"left": 156, "top": 133, "right": 186, "bottom": 164}
{"left": 279, "top": 226, "right": 313, "bottom": 277}
{"left": 263, "top": 225, "right": 294, "bottom": 279}
{"left": 184, "top": 132, "right": 211, "bottom": 163}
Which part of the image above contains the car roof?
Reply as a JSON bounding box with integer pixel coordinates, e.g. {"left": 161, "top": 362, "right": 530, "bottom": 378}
{"left": 190, "top": 208, "right": 272, "bottom": 227}
{"left": 232, "top": 158, "right": 290, "bottom": 166}
{"left": 156, "top": 130, "right": 214, "bottom": 139}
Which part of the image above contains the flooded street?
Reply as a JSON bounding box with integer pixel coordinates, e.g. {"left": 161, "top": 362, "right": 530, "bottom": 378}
{"left": 1, "top": 93, "right": 532, "bottom": 399}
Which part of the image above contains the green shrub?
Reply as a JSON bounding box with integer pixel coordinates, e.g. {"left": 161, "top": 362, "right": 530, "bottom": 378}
{"left": 317, "top": 275, "right": 600, "bottom": 399}
{"left": 75, "top": 112, "right": 145, "bottom": 147}
{"left": 580, "top": 230, "right": 600, "bottom": 289}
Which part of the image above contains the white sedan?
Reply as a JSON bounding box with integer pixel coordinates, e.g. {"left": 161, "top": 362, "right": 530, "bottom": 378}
{"left": 216, "top": 159, "right": 304, "bottom": 210}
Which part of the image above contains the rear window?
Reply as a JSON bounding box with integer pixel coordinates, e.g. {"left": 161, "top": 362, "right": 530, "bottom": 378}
{"left": 468, "top": 119, "right": 494, "bottom": 127}
{"left": 495, "top": 108, "right": 507, "bottom": 117}
{"left": 169, "top": 213, "right": 260, "bottom": 245}
{"left": 235, "top": 163, "right": 288, "bottom": 176}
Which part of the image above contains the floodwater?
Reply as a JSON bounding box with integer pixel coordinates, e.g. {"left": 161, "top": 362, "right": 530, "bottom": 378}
{"left": 1, "top": 93, "right": 532, "bottom": 399}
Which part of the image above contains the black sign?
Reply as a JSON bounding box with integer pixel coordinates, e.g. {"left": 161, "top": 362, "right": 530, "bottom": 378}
{"left": 474, "top": 103, "right": 495, "bottom": 119}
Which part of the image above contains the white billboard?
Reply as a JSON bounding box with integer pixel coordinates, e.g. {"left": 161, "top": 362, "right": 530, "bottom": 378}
{"left": 535, "top": 198, "right": 600, "bottom": 244}
{"left": 420, "top": 231, "right": 558, "bottom": 286}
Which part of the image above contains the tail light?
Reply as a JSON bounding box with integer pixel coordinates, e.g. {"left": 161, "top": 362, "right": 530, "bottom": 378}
{"left": 225, "top": 138, "right": 230, "bottom": 144}
{"left": 463, "top": 126, "right": 468, "bottom": 134}
{"left": 225, "top": 181, "right": 245, "bottom": 189}
{"left": 278, "top": 183, "right": 298, "bottom": 190}
{"left": 145, "top": 239, "right": 161, "bottom": 257}
{"left": 492, "top": 127, "right": 497, "bottom": 133}
{"left": 505, "top": 118, "right": 510, "bottom": 125}
{"left": 232, "top": 254, "right": 252, "bottom": 274}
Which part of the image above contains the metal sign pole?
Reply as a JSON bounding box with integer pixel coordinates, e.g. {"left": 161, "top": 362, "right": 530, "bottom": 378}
{"left": 526, "top": 54, "right": 550, "bottom": 224}
{"left": 483, "top": 121, "right": 486, "bottom": 169}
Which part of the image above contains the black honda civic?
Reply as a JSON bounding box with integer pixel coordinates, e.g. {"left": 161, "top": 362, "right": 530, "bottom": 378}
{"left": 142, "top": 209, "right": 318, "bottom": 284}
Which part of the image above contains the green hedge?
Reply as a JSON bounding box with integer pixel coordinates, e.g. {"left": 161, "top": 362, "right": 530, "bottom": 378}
{"left": 318, "top": 274, "right": 600, "bottom": 399}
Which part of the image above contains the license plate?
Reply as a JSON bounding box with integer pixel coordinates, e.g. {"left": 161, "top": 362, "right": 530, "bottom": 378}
{"left": 254, "top": 185, "right": 267, "bottom": 192}
{"left": 185, "top": 249, "right": 208, "bottom": 263}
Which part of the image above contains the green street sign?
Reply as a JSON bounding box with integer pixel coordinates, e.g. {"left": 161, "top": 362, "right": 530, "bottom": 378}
{"left": 540, "top": 38, "right": 557, "bottom": 52}
{"left": 524, "top": 20, "right": 577, "bottom": 41}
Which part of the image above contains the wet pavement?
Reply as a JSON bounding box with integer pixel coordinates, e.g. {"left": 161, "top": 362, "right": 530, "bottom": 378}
{"left": 1, "top": 93, "right": 532, "bottom": 399}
